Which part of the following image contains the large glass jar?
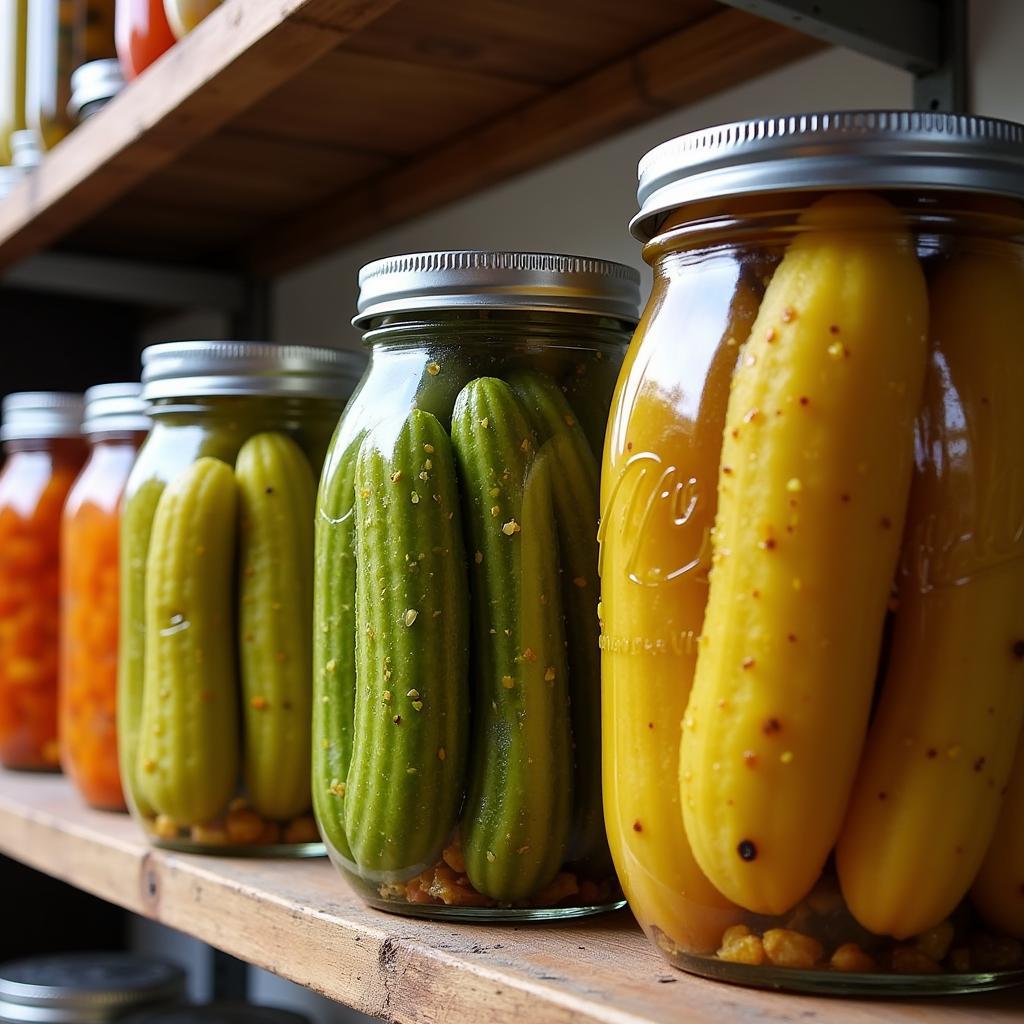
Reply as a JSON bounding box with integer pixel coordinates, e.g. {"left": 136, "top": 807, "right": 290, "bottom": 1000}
{"left": 114, "top": 0, "right": 174, "bottom": 80}
{"left": 0, "top": 393, "right": 87, "bottom": 770}
{"left": 119, "top": 342, "right": 361, "bottom": 854}
{"left": 601, "top": 111, "right": 1024, "bottom": 994}
{"left": 26, "top": 0, "right": 75, "bottom": 151}
{"left": 162, "top": 0, "right": 220, "bottom": 40}
{"left": 313, "top": 251, "right": 636, "bottom": 919}
{"left": 60, "top": 384, "right": 149, "bottom": 811}
{"left": 0, "top": 0, "right": 28, "bottom": 166}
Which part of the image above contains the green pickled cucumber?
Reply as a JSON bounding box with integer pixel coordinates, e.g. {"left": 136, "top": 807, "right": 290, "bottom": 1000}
{"left": 137, "top": 458, "right": 239, "bottom": 826}
{"left": 118, "top": 477, "right": 166, "bottom": 820}
{"left": 451, "top": 378, "right": 572, "bottom": 901}
{"left": 344, "top": 410, "right": 470, "bottom": 876}
{"left": 312, "top": 430, "right": 364, "bottom": 861}
{"left": 237, "top": 433, "right": 315, "bottom": 823}
{"left": 507, "top": 371, "right": 611, "bottom": 877}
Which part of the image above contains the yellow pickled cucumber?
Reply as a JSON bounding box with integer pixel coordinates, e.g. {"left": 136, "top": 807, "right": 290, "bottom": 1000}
{"left": 680, "top": 194, "right": 929, "bottom": 916}
{"left": 237, "top": 433, "right": 315, "bottom": 823}
{"left": 837, "top": 252, "right": 1024, "bottom": 938}
{"left": 974, "top": 734, "right": 1024, "bottom": 939}
{"left": 600, "top": 260, "right": 759, "bottom": 952}
{"left": 137, "top": 458, "right": 239, "bottom": 826}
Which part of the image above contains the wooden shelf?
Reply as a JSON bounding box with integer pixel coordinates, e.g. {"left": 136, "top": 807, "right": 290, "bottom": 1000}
{"left": 0, "top": 0, "right": 821, "bottom": 277}
{"left": 0, "top": 771, "right": 1019, "bottom": 1023}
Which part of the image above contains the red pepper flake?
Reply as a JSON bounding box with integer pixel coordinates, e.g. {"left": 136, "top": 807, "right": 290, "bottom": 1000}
{"left": 829, "top": 324, "right": 840, "bottom": 335}
{"left": 737, "top": 839, "right": 757, "bottom": 862}
{"left": 760, "top": 537, "right": 777, "bottom": 551}
{"left": 633, "top": 820, "right": 643, "bottom": 833}
{"left": 731, "top": 428, "right": 740, "bottom": 439}
{"left": 626, "top": 441, "right": 633, "bottom": 451}
{"left": 763, "top": 718, "right": 782, "bottom": 736}
{"left": 722, "top": 465, "right": 734, "bottom": 476}
{"left": 786, "top": 633, "right": 797, "bottom": 643}
{"left": 648, "top": 722, "right": 654, "bottom": 729}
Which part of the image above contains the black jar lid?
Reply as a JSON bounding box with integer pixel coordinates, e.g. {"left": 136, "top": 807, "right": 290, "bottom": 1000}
{"left": 0, "top": 953, "right": 186, "bottom": 1023}
{"left": 633, "top": 110, "right": 1024, "bottom": 241}
{"left": 120, "top": 1002, "right": 311, "bottom": 1023}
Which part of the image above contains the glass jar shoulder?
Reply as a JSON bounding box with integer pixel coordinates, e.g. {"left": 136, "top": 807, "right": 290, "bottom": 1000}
{"left": 64, "top": 440, "right": 142, "bottom": 518}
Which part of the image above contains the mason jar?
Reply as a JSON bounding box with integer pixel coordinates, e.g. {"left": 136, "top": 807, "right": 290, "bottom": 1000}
{"left": 119, "top": 342, "right": 362, "bottom": 854}
{"left": 313, "top": 251, "right": 637, "bottom": 918}
{"left": 60, "top": 383, "right": 149, "bottom": 811}
{"left": 600, "top": 111, "right": 1024, "bottom": 994}
{"left": 0, "top": 393, "right": 86, "bottom": 770}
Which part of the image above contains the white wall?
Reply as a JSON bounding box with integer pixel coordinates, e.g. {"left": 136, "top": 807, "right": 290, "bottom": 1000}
{"left": 272, "top": 46, "right": 911, "bottom": 350}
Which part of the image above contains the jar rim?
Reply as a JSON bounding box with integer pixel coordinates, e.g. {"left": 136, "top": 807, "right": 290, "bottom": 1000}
{"left": 0, "top": 391, "right": 84, "bottom": 441}
{"left": 633, "top": 110, "right": 1024, "bottom": 242}
{"left": 353, "top": 250, "right": 641, "bottom": 328}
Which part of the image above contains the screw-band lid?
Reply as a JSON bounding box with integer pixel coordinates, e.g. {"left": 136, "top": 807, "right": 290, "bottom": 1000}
{"left": 82, "top": 382, "right": 149, "bottom": 434}
{"left": 1, "top": 392, "right": 84, "bottom": 442}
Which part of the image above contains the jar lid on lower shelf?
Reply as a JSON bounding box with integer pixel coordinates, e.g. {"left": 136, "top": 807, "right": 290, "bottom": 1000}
{"left": 0, "top": 953, "right": 186, "bottom": 1023}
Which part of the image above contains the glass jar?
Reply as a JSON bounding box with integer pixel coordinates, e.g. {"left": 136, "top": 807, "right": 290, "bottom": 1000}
{"left": 601, "top": 111, "right": 1024, "bottom": 994}
{"left": 162, "top": 0, "right": 220, "bottom": 40}
{"left": 0, "top": 953, "right": 185, "bottom": 1022}
{"left": 26, "top": 0, "right": 75, "bottom": 151}
{"left": 0, "top": 393, "right": 86, "bottom": 771}
{"left": 60, "top": 384, "right": 149, "bottom": 811}
{"left": 313, "top": 251, "right": 636, "bottom": 919}
{"left": 0, "top": 0, "right": 28, "bottom": 166}
{"left": 119, "top": 342, "right": 362, "bottom": 854}
{"left": 114, "top": 0, "right": 174, "bottom": 80}
{"left": 74, "top": 0, "right": 116, "bottom": 69}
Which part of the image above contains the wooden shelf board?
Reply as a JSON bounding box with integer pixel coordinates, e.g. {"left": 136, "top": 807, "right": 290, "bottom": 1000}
{"left": 0, "top": 0, "right": 822, "bottom": 276}
{"left": 0, "top": 771, "right": 1019, "bottom": 1024}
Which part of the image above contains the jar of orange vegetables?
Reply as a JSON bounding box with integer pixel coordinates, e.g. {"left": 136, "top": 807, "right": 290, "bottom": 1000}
{"left": 0, "top": 392, "right": 86, "bottom": 770}
{"left": 60, "top": 383, "right": 148, "bottom": 810}
{"left": 601, "top": 112, "right": 1024, "bottom": 994}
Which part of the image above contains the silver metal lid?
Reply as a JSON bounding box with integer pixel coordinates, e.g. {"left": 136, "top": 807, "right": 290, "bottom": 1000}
{"left": 141, "top": 341, "right": 365, "bottom": 402}
{"left": 633, "top": 110, "right": 1024, "bottom": 241}
{"left": 121, "top": 1002, "right": 311, "bottom": 1023}
{"left": 82, "top": 382, "right": 149, "bottom": 434}
{"left": 0, "top": 953, "right": 186, "bottom": 1023}
{"left": 1, "top": 392, "right": 84, "bottom": 442}
{"left": 354, "top": 251, "right": 641, "bottom": 327}
{"left": 68, "top": 59, "right": 125, "bottom": 122}
{"left": 9, "top": 130, "right": 41, "bottom": 170}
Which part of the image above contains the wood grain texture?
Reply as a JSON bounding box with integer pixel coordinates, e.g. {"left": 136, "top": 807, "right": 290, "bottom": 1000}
{"left": 0, "top": 771, "right": 1018, "bottom": 1024}
{"left": 0, "top": 0, "right": 401, "bottom": 271}
{"left": 248, "top": 7, "right": 823, "bottom": 274}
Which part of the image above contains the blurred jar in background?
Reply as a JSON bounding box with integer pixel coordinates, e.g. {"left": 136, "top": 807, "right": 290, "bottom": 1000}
{"left": 163, "top": 0, "right": 220, "bottom": 39}
{"left": 74, "top": 0, "right": 117, "bottom": 69}
{"left": 115, "top": 0, "right": 174, "bottom": 80}
{"left": 0, "top": 0, "right": 29, "bottom": 165}
{"left": 60, "top": 384, "right": 149, "bottom": 811}
{"left": 26, "top": 0, "right": 75, "bottom": 150}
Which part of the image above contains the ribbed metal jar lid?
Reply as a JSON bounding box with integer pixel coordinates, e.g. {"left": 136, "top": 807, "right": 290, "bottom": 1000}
{"left": 121, "top": 1002, "right": 310, "bottom": 1023}
{"left": 0, "top": 953, "right": 186, "bottom": 1023}
{"left": 68, "top": 59, "right": 125, "bottom": 122}
{"left": 633, "top": 110, "right": 1024, "bottom": 241}
{"left": 141, "top": 342, "right": 366, "bottom": 402}
{"left": 9, "top": 130, "right": 42, "bottom": 171}
{"left": 1, "top": 392, "right": 84, "bottom": 442}
{"left": 353, "top": 251, "right": 641, "bottom": 328}
{"left": 82, "top": 383, "right": 149, "bottom": 435}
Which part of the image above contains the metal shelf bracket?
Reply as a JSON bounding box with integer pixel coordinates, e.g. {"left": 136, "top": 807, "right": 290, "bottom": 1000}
{"left": 718, "top": 0, "right": 968, "bottom": 112}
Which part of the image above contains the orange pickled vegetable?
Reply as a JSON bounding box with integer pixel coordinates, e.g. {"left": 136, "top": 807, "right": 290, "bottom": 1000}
{"left": 60, "top": 433, "right": 143, "bottom": 809}
{"left": 0, "top": 439, "right": 86, "bottom": 770}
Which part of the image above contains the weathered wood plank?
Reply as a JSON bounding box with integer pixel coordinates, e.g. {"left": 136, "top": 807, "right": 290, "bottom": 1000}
{"left": 0, "top": 772, "right": 1017, "bottom": 1024}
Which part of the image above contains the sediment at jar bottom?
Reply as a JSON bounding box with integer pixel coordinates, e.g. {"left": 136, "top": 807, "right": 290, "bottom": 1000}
{"left": 679, "top": 194, "right": 930, "bottom": 917}
{"left": 837, "top": 251, "right": 1024, "bottom": 939}
{"left": 452, "top": 377, "right": 573, "bottom": 902}
{"left": 137, "top": 458, "right": 239, "bottom": 826}
{"left": 344, "top": 410, "right": 470, "bottom": 876}
{"left": 237, "top": 433, "right": 316, "bottom": 824}
{"left": 507, "top": 370, "right": 610, "bottom": 877}
{"left": 600, "top": 266, "right": 763, "bottom": 954}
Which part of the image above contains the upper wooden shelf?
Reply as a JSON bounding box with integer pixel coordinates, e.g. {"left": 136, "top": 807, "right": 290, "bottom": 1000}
{"left": 0, "top": 770, "right": 1019, "bottom": 1024}
{"left": 0, "top": 0, "right": 821, "bottom": 278}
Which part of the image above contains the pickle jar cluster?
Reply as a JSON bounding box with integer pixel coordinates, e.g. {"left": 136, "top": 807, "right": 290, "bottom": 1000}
{"left": 60, "top": 383, "right": 149, "bottom": 812}
{"left": 119, "top": 341, "right": 363, "bottom": 854}
{"left": 313, "top": 251, "right": 637, "bottom": 918}
{"left": 0, "top": 392, "right": 86, "bottom": 770}
{"left": 600, "top": 111, "right": 1024, "bottom": 994}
